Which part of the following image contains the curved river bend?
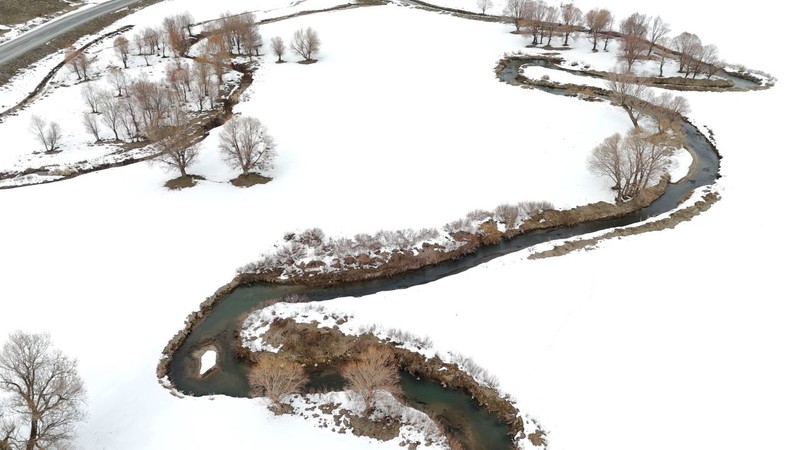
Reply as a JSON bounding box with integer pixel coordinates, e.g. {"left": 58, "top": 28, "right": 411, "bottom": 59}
{"left": 168, "top": 56, "right": 722, "bottom": 450}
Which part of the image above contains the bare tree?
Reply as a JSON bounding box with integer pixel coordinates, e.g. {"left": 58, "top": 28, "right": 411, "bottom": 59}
{"left": 476, "top": 0, "right": 493, "bottom": 14}
{"left": 98, "top": 91, "right": 124, "bottom": 141}
{"left": 589, "top": 128, "right": 673, "bottom": 202}
{"left": 64, "top": 47, "right": 90, "bottom": 81}
{"left": 525, "top": 0, "right": 546, "bottom": 45}
{"left": 652, "top": 92, "right": 690, "bottom": 133}
{"left": 247, "top": 355, "right": 308, "bottom": 413}
{"left": 81, "top": 83, "right": 101, "bottom": 114}
{"left": 657, "top": 36, "right": 671, "bottom": 77}
{"left": 619, "top": 33, "right": 648, "bottom": 71}
{"left": 290, "top": 27, "right": 321, "bottom": 62}
{"left": 191, "top": 60, "right": 215, "bottom": 110}
{"left": 166, "top": 61, "right": 192, "bottom": 102}
{"left": 108, "top": 66, "right": 129, "bottom": 97}
{"left": 240, "top": 13, "right": 262, "bottom": 59}
{"left": 541, "top": 5, "right": 558, "bottom": 47}
{"left": 602, "top": 13, "right": 615, "bottom": 51}
{"left": 270, "top": 36, "right": 286, "bottom": 63}
{"left": 342, "top": 346, "right": 400, "bottom": 415}
{"left": 503, "top": 0, "right": 530, "bottom": 32}
{"left": 560, "top": 3, "right": 582, "bottom": 46}
{"left": 606, "top": 70, "right": 652, "bottom": 128}
{"left": 148, "top": 107, "right": 199, "bottom": 178}
{"left": 83, "top": 112, "right": 102, "bottom": 142}
{"left": 0, "top": 331, "right": 86, "bottom": 450}
{"left": 647, "top": 16, "right": 670, "bottom": 56}
{"left": 113, "top": 35, "right": 130, "bottom": 68}
{"left": 130, "top": 78, "right": 170, "bottom": 129}
{"left": 585, "top": 8, "right": 612, "bottom": 52}
{"left": 619, "top": 12, "right": 649, "bottom": 39}
{"left": 218, "top": 116, "right": 276, "bottom": 175}
{"left": 673, "top": 31, "right": 702, "bottom": 74}
{"left": 29, "top": 116, "right": 62, "bottom": 153}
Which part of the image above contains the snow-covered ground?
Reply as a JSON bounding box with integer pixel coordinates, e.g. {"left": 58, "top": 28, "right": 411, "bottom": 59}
{"left": 0, "top": 1, "right": 797, "bottom": 450}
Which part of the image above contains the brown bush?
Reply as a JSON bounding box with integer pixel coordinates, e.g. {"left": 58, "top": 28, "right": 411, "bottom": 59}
{"left": 248, "top": 354, "right": 308, "bottom": 413}
{"left": 342, "top": 346, "right": 400, "bottom": 415}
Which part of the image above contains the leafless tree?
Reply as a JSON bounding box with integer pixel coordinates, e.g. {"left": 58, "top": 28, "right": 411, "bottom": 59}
{"left": 163, "top": 15, "right": 191, "bottom": 57}
{"left": 672, "top": 31, "right": 702, "bottom": 74}
{"left": 619, "top": 33, "right": 648, "bottom": 71}
{"left": 541, "top": 5, "right": 558, "bottom": 46}
{"left": 119, "top": 95, "right": 141, "bottom": 140}
{"left": 29, "top": 116, "right": 62, "bottom": 153}
{"left": 619, "top": 12, "right": 649, "bottom": 40}
{"left": 191, "top": 60, "right": 215, "bottom": 110}
{"left": 107, "top": 66, "right": 129, "bottom": 97}
{"left": 270, "top": 36, "right": 286, "bottom": 63}
{"left": 560, "top": 3, "right": 582, "bottom": 46}
{"left": 240, "top": 13, "right": 262, "bottom": 59}
{"left": 651, "top": 92, "right": 690, "bottom": 132}
{"left": 602, "top": 13, "right": 615, "bottom": 51}
{"left": 647, "top": 16, "right": 670, "bottom": 56}
{"left": 130, "top": 77, "right": 170, "bottom": 129}
{"left": 113, "top": 35, "right": 130, "bottom": 68}
{"left": 98, "top": 91, "right": 125, "bottom": 141}
{"left": 657, "top": 36, "right": 671, "bottom": 77}
{"left": 64, "top": 47, "right": 92, "bottom": 80}
{"left": 524, "top": 0, "right": 546, "bottom": 45}
{"left": 290, "top": 27, "right": 321, "bottom": 61}
{"left": 606, "top": 70, "right": 652, "bottom": 128}
{"left": 148, "top": 107, "right": 199, "bottom": 178}
{"left": 0, "top": 331, "right": 86, "bottom": 450}
{"left": 585, "top": 8, "right": 612, "bottom": 52}
{"left": 81, "top": 83, "right": 101, "bottom": 113}
{"left": 247, "top": 355, "right": 308, "bottom": 413}
{"left": 342, "top": 346, "right": 400, "bottom": 415}
{"left": 219, "top": 116, "right": 276, "bottom": 175}
{"left": 83, "top": 112, "right": 102, "bottom": 142}
{"left": 175, "top": 11, "right": 195, "bottom": 37}
{"left": 476, "top": 0, "right": 493, "bottom": 14}
{"left": 503, "top": 0, "right": 530, "bottom": 32}
{"left": 166, "top": 60, "right": 192, "bottom": 102}
{"left": 589, "top": 128, "right": 673, "bottom": 202}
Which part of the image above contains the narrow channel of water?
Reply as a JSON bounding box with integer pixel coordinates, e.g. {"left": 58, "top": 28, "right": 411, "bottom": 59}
{"left": 168, "top": 57, "right": 721, "bottom": 450}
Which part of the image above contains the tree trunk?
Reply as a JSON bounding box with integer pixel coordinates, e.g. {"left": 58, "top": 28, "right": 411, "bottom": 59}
{"left": 624, "top": 106, "right": 639, "bottom": 128}
{"left": 25, "top": 417, "right": 37, "bottom": 450}
{"left": 591, "top": 33, "right": 598, "bottom": 51}
{"left": 563, "top": 31, "right": 570, "bottom": 47}
{"left": 603, "top": 35, "right": 610, "bottom": 51}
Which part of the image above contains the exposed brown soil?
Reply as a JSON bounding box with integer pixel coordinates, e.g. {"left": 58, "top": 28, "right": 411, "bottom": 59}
{"left": 165, "top": 174, "right": 204, "bottom": 190}
{"left": 529, "top": 190, "right": 720, "bottom": 261}
{"left": 230, "top": 172, "right": 272, "bottom": 187}
{"left": 0, "top": 0, "right": 79, "bottom": 26}
{"left": 239, "top": 317, "right": 523, "bottom": 445}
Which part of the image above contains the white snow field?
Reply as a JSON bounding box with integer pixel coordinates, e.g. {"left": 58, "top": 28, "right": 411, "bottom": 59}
{"left": 0, "top": 0, "right": 797, "bottom": 450}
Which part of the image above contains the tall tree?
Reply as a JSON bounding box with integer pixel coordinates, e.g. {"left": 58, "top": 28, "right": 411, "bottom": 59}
{"left": 113, "top": 35, "right": 130, "bottom": 68}
{"left": 606, "top": 70, "right": 652, "bottom": 128}
{"left": 585, "top": 8, "right": 612, "bottom": 52}
{"left": 29, "top": 116, "right": 62, "bottom": 153}
{"left": 503, "top": 0, "right": 530, "bottom": 32}
{"left": 0, "top": 332, "right": 86, "bottom": 450}
{"left": 476, "top": 0, "right": 493, "bottom": 14}
{"left": 270, "top": 36, "right": 286, "bottom": 63}
{"left": 218, "top": 116, "right": 276, "bottom": 175}
{"left": 560, "top": 3, "right": 582, "bottom": 46}
{"left": 290, "top": 27, "right": 321, "bottom": 61}
{"left": 647, "top": 16, "right": 670, "bottom": 56}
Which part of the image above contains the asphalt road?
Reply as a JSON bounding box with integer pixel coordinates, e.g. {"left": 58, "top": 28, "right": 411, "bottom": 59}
{"left": 0, "top": 0, "right": 142, "bottom": 66}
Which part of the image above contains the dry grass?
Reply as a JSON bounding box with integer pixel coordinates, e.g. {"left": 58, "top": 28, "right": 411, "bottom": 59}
{"left": 0, "top": 0, "right": 78, "bottom": 26}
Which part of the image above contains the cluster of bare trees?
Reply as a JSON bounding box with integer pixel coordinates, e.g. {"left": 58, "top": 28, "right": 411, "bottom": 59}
{"left": 673, "top": 32, "right": 720, "bottom": 79}
{"left": 63, "top": 47, "right": 95, "bottom": 81}
{"left": 606, "top": 71, "right": 690, "bottom": 130}
{"left": 29, "top": 116, "right": 62, "bottom": 153}
{"left": 506, "top": 0, "right": 584, "bottom": 47}
{"left": 0, "top": 331, "right": 86, "bottom": 450}
{"left": 342, "top": 346, "right": 400, "bottom": 416}
{"left": 589, "top": 128, "right": 676, "bottom": 203}
{"left": 132, "top": 11, "right": 194, "bottom": 65}
{"left": 248, "top": 355, "right": 308, "bottom": 414}
{"left": 218, "top": 12, "right": 262, "bottom": 59}
{"left": 267, "top": 27, "right": 320, "bottom": 63}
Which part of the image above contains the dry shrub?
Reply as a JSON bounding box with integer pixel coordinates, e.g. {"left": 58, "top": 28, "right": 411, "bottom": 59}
{"left": 248, "top": 354, "right": 308, "bottom": 412}
{"left": 275, "top": 241, "right": 307, "bottom": 265}
{"left": 466, "top": 209, "right": 492, "bottom": 222}
{"left": 494, "top": 203, "right": 519, "bottom": 227}
{"left": 477, "top": 221, "right": 502, "bottom": 245}
{"left": 342, "top": 346, "right": 400, "bottom": 415}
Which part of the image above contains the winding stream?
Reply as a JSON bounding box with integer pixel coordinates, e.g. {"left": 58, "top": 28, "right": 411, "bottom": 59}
{"left": 167, "top": 53, "right": 723, "bottom": 449}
